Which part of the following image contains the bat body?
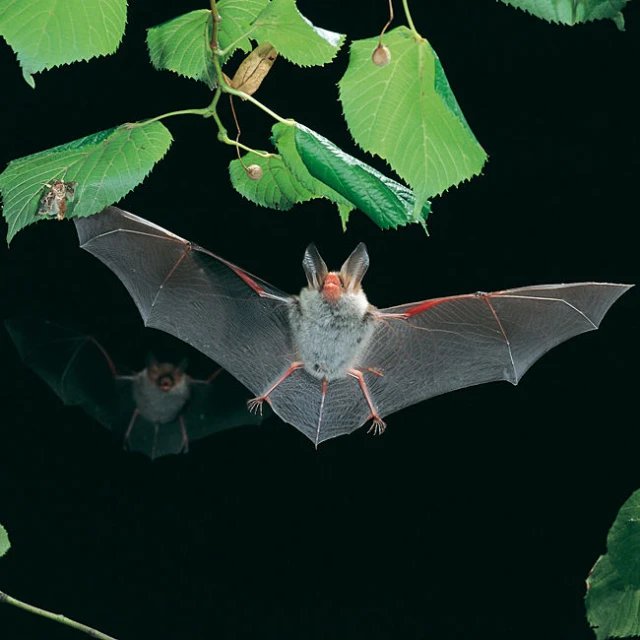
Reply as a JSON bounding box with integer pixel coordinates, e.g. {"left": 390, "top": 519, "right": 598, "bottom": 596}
{"left": 5, "top": 318, "right": 262, "bottom": 459}
{"left": 74, "top": 207, "right": 632, "bottom": 447}
{"left": 37, "top": 179, "right": 77, "bottom": 220}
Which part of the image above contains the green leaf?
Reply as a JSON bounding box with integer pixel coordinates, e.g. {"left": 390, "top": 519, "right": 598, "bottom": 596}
{"left": 0, "top": 0, "right": 127, "bottom": 88}
{"left": 217, "top": 0, "right": 270, "bottom": 62}
{"left": 0, "top": 523, "right": 9, "bottom": 558}
{"left": 607, "top": 489, "right": 640, "bottom": 587}
{"left": 0, "top": 122, "right": 173, "bottom": 243}
{"left": 498, "top": 0, "right": 629, "bottom": 29}
{"left": 339, "top": 26, "right": 487, "bottom": 216}
{"left": 229, "top": 151, "right": 314, "bottom": 210}
{"left": 252, "top": 0, "right": 345, "bottom": 67}
{"left": 293, "top": 122, "right": 430, "bottom": 230}
{"left": 586, "top": 554, "right": 640, "bottom": 639}
{"left": 147, "top": 10, "right": 217, "bottom": 89}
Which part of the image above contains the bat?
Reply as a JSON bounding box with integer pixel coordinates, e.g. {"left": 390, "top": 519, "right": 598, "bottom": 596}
{"left": 5, "top": 317, "right": 263, "bottom": 459}
{"left": 37, "top": 178, "right": 77, "bottom": 220}
{"left": 74, "top": 206, "right": 632, "bottom": 447}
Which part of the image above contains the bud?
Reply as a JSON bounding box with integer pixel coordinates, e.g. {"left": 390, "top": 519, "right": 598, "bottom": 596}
{"left": 372, "top": 44, "right": 391, "bottom": 67}
{"left": 246, "top": 164, "right": 263, "bottom": 180}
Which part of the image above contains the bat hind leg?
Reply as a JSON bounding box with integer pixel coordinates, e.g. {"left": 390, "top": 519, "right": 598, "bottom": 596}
{"left": 247, "top": 361, "right": 305, "bottom": 415}
{"left": 123, "top": 409, "right": 140, "bottom": 450}
{"left": 179, "top": 415, "right": 189, "bottom": 454}
{"left": 347, "top": 368, "right": 387, "bottom": 436}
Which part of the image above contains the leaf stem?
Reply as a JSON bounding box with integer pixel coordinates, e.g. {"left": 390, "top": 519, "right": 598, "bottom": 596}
{"left": 401, "top": 0, "right": 420, "bottom": 38}
{"left": 219, "top": 135, "right": 277, "bottom": 158}
{"left": 0, "top": 590, "right": 119, "bottom": 640}
{"left": 134, "top": 107, "right": 212, "bottom": 127}
{"left": 222, "top": 84, "right": 291, "bottom": 125}
{"left": 209, "top": 0, "right": 221, "bottom": 52}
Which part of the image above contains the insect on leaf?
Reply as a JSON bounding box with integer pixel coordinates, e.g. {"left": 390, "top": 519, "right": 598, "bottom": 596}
{"left": 339, "top": 26, "right": 487, "bottom": 217}
{"left": 0, "top": 122, "right": 173, "bottom": 243}
{"left": 0, "top": 0, "right": 127, "bottom": 87}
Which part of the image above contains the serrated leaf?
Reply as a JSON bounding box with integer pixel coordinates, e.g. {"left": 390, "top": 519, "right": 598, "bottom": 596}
{"left": 147, "top": 10, "right": 217, "bottom": 89}
{"left": 339, "top": 26, "right": 486, "bottom": 216}
{"left": 0, "top": 523, "right": 10, "bottom": 558}
{"left": 229, "top": 152, "right": 313, "bottom": 210}
{"left": 586, "top": 554, "right": 640, "bottom": 639}
{"left": 252, "top": 0, "right": 345, "bottom": 67}
{"left": 0, "top": 0, "right": 127, "bottom": 88}
{"left": 0, "top": 122, "right": 173, "bottom": 243}
{"left": 293, "top": 122, "right": 430, "bottom": 230}
{"left": 499, "top": 0, "right": 629, "bottom": 28}
{"left": 217, "top": 0, "right": 270, "bottom": 62}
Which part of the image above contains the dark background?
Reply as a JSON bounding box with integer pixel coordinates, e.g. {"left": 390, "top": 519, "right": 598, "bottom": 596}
{"left": 1, "top": 1, "right": 638, "bottom": 638}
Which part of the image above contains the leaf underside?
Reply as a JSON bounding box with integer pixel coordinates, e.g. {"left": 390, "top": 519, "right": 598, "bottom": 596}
{"left": 229, "top": 121, "right": 429, "bottom": 231}
{"left": 498, "top": 0, "right": 628, "bottom": 29}
{"left": 339, "top": 26, "right": 487, "bottom": 216}
{"left": 0, "top": 0, "right": 127, "bottom": 87}
{"left": 0, "top": 122, "right": 173, "bottom": 243}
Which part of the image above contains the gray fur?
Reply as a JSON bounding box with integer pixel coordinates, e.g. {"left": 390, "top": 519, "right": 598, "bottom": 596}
{"left": 132, "top": 370, "right": 191, "bottom": 423}
{"left": 289, "top": 286, "right": 376, "bottom": 381}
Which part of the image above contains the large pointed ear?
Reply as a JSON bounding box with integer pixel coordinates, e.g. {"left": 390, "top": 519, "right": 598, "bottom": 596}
{"left": 340, "top": 243, "right": 369, "bottom": 291}
{"left": 176, "top": 357, "right": 189, "bottom": 374}
{"left": 302, "top": 243, "right": 328, "bottom": 289}
{"left": 145, "top": 352, "right": 159, "bottom": 368}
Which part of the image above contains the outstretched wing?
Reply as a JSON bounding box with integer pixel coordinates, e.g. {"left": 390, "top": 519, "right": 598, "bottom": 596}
{"left": 74, "top": 207, "right": 297, "bottom": 401}
{"left": 5, "top": 316, "right": 126, "bottom": 427}
{"left": 254, "top": 284, "right": 630, "bottom": 446}
{"left": 357, "top": 283, "right": 631, "bottom": 423}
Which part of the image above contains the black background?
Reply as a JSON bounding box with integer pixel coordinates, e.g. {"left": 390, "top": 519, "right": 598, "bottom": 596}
{"left": 1, "top": 1, "right": 638, "bottom": 638}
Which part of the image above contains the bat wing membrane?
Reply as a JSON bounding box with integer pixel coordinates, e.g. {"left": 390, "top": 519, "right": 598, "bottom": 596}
{"left": 75, "top": 207, "right": 297, "bottom": 400}
{"left": 360, "top": 283, "right": 631, "bottom": 421}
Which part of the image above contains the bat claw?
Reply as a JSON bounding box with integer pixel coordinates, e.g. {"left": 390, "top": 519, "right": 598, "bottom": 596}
{"left": 367, "top": 418, "right": 387, "bottom": 436}
{"left": 247, "top": 397, "right": 264, "bottom": 415}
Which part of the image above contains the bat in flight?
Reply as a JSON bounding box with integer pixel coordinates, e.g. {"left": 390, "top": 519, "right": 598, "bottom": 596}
{"left": 74, "top": 206, "right": 631, "bottom": 447}
{"left": 5, "top": 317, "right": 263, "bottom": 459}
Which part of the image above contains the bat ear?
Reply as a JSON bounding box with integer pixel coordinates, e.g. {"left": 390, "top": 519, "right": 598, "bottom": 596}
{"left": 176, "top": 357, "right": 189, "bottom": 374}
{"left": 145, "top": 352, "right": 159, "bottom": 367}
{"left": 340, "top": 243, "right": 369, "bottom": 291}
{"left": 302, "top": 243, "right": 328, "bottom": 290}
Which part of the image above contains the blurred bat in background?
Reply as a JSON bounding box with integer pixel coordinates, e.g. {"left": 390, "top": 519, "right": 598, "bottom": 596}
{"left": 5, "top": 318, "right": 263, "bottom": 459}
{"left": 74, "top": 206, "right": 632, "bottom": 447}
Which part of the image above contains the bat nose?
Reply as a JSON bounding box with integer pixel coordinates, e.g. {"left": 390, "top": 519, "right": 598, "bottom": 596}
{"left": 158, "top": 375, "right": 175, "bottom": 391}
{"left": 322, "top": 273, "right": 343, "bottom": 301}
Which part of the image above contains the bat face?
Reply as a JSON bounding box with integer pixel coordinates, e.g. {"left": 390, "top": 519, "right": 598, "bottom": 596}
{"left": 74, "top": 207, "right": 632, "bottom": 447}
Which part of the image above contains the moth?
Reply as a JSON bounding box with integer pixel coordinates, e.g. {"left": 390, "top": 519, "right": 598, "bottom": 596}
{"left": 5, "top": 317, "right": 263, "bottom": 459}
{"left": 37, "top": 178, "right": 78, "bottom": 220}
{"left": 74, "top": 206, "right": 631, "bottom": 447}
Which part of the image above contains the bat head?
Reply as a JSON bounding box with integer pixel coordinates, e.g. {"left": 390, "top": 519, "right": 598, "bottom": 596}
{"left": 144, "top": 358, "right": 188, "bottom": 392}
{"left": 302, "top": 243, "right": 370, "bottom": 302}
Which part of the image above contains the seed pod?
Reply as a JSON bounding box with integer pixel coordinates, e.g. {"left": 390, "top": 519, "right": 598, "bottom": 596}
{"left": 246, "top": 164, "right": 263, "bottom": 180}
{"left": 372, "top": 44, "right": 391, "bottom": 67}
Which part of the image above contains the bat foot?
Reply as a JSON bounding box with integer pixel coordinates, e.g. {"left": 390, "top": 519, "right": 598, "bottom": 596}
{"left": 247, "top": 397, "right": 265, "bottom": 416}
{"left": 367, "top": 418, "right": 387, "bottom": 436}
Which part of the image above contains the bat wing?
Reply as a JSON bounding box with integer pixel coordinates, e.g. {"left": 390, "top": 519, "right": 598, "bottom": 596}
{"left": 235, "top": 283, "right": 631, "bottom": 446}
{"left": 74, "top": 207, "right": 297, "bottom": 402}
{"left": 5, "top": 317, "right": 124, "bottom": 427}
{"left": 357, "top": 283, "right": 632, "bottom": 421}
